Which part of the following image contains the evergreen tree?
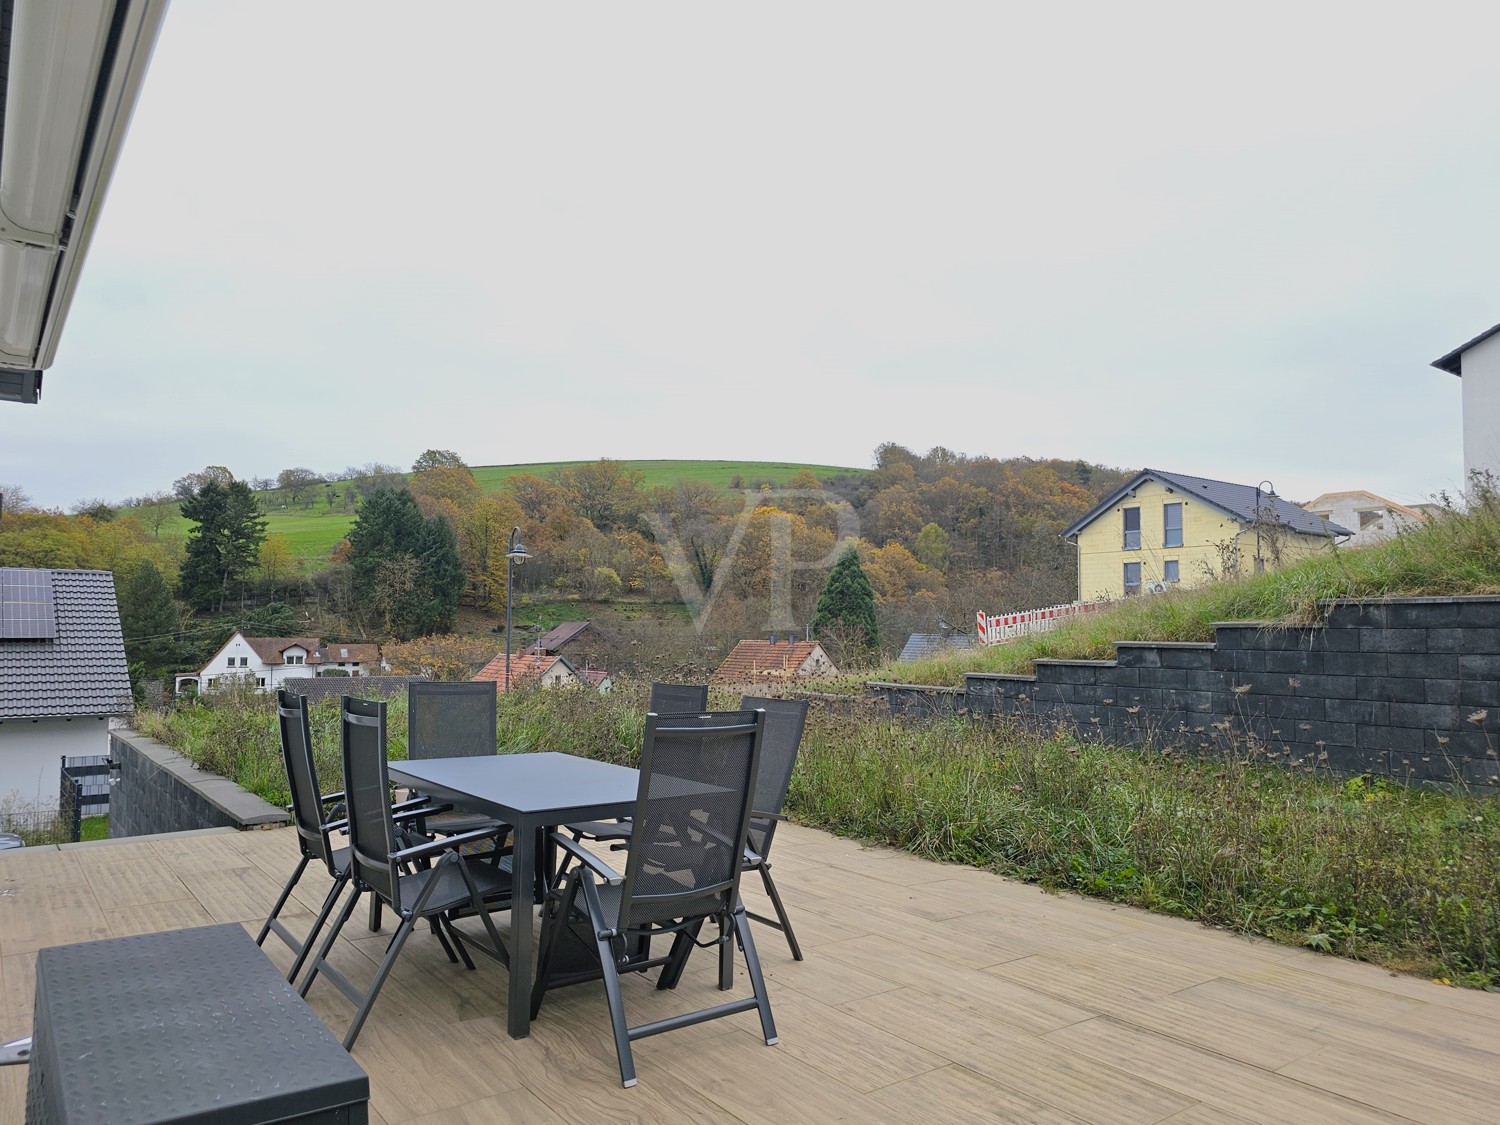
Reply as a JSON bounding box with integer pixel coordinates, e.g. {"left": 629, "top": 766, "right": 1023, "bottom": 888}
{"left": 118, "top": 562, "right": 180, "bottom": 673}
{"left": 811, "top": 545, "right": 878, "bottom": 648}
{"left": 178, "top": 480, "right": 267, "bottom": 612}
{"left": 347, "top": 489, "right": 463, "bottom": 638}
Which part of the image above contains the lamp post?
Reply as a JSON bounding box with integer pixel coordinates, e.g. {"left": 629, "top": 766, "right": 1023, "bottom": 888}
{"left": 505, "top": 527, "right": 531, "bottom": 692}
{"left": 1253, "top": 480, "right": 1274, "bottom": 574}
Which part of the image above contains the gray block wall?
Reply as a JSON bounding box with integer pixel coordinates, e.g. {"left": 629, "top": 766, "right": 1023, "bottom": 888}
{"left": 109, "top": 729, "right": 289, "bottom": 838}
{"left": 927, "top": 597, "right": 1497, "bottom": 788}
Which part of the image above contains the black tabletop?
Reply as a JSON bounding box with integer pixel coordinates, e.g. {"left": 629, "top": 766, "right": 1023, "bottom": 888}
{"left": 389, "top": 751, "right": 639, "bottom": 817}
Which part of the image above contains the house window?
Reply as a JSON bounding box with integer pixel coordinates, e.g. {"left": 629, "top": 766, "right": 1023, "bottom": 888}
{"left": 1163, "top": 560, "right": 1180, "bottom": 583}
{"left": 286, "top": 654, "right": 304, "bottom": 665}
{"left": 1124, "top": 561, "right": 1142, "bottom": 594}
{"left": 1163, "top": 503, "right": 1183, "bottom": 548}
{"left": 1122, "top": 507, "right": 1141, "bottom": 550}
{"left": 239, "top": 657, "right": 249, "bottom": 667}
{"left": 1357, "top": 509, "right": 1382, "bottom": 530}
{"left": 256, "top": 677, "right": 266, "bottom": 688}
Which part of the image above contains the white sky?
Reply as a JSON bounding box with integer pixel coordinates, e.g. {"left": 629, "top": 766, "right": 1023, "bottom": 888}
{"left": 3, "top": 1, "right": 1496, "bottom": 510}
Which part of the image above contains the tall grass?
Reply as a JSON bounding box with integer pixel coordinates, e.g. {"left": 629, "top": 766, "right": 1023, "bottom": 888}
{"left": 883, "top": 488, "right": 1500, "bottom": 685}
{"left": 139, "top": 684, "right": 1500, "bottom": 985}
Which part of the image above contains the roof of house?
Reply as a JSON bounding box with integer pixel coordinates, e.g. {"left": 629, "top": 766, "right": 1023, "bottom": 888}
{"left": 578, "top": 669, "right": 610, "bottom": 687}
{"left": 1431, "top": 321, "right": 1500, "bottom": 376}
{"left": 242, "top": 636, "right": 329, "bottom": 666}
{"left": 319, "top": 642, "right": 381, "bottom": 664}
{"left": 473, "top": 651, "right": 579, "bottom": 692}
{"left": 898, "top": 632, "right": 975, "bottom": 662}
{"left": 1062, "top": 468, "right": 1352, "bottom": 540}
{"left": 711, "top": 639, "right": 833, "bottom": 685}
{"left": 1302, "top": 491, "right": 1429, "bottom": 523}
{"left": 533, "top": 621, "right": 591, "bottom": 652}
{"left": 282, "top": 676, "right": 429, "bottom": 704}
{"left": 0, "top": 569, "right": 132, "bottom": 719}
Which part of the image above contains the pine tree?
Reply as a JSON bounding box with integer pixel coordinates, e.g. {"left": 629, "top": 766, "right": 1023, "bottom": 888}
{"left": 118, "top": 562, "right": 180, "bottom": 673}
{"left": 811, "top": 545, "right": 878, "bottom": 649}
{"left": 178, "top": 480, "right": 267, "bottom": 612}
{"left": 347, "top": 489, "right": 464, "bottom": 638}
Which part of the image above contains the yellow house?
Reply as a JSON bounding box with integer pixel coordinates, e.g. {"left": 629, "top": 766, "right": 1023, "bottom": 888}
{"left": 1062, "top": 469, "right": 1351, "bottom": 601}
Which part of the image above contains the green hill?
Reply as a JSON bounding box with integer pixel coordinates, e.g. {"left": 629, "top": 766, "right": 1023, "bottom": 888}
{"left": 144, "top": 459, "right": 866, "bottom": 564}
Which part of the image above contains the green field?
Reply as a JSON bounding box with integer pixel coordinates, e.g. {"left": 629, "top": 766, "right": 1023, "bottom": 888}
{"left": 141, "top": 459, "right": 866, "bottom": 565}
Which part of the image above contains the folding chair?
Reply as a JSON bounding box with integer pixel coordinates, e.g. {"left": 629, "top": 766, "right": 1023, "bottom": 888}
{"left": 256, "top": 689, "right": 438, "bottom": 983}
{"left": 299, "top": 696, "right": 513, "bottom": 1049}
{"left": 737, "top": 695, "right": 810, "bottom": 961}
{"left": 531, "top": 709, "right": 778, "bottom": 1087}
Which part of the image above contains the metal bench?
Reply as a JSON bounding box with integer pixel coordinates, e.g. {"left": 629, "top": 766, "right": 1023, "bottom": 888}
{"left": 25, "top": 923, "right": 369, "bottom": 1124}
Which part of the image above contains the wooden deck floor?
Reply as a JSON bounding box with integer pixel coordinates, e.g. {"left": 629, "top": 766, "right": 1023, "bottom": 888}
{"left": 4, "top": 822, "right": 1500, "bottom": 1123}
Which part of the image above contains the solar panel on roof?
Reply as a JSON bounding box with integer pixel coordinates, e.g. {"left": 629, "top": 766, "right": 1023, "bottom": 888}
{"left": 0, "top": 567, "right": 58, "bottom": 639}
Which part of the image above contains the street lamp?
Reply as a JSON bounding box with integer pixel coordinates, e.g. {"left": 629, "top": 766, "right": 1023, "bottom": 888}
{"left": 1253, "top": 480, "right": 1274, "bottom": 574}
{"left": 505, "top": 527, "right": 531, "bottom": 692}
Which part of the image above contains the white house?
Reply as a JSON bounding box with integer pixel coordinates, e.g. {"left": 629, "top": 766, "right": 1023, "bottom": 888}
{"left": 1432, "top": 322, "right": 1500, "bottom": 488}
{"left": 175, "top": 633, "right": 383, "bottom": 695}
{"left": 1302, "top": 491, "right": 1428, "bottom": 548}
{"left": 0, "top": 568, "right": 131, "bottom": 806}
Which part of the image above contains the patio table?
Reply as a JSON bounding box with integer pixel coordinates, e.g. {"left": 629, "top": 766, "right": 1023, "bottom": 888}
{"left": 388, "top": 751, "right": 639, "bottom": 1038}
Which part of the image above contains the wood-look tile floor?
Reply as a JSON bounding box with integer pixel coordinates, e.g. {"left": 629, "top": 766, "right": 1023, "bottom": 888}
{"left": 4, "top": 822, "right": 1499, "bottom": 1123}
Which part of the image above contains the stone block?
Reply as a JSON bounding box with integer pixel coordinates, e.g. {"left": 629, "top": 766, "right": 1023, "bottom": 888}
{"left": 1320, "top": 745, "right": 1389, "bottom": 777}
{"left": 1355, "top": 676, "right": 1425, "bottom": 704}
{"left": 1422, "top": 678, "right": 1462, "bottom": 706}
{"left": 1458, "top": 680, "right": 1500, "bottom": 708}
{"left": 1388, "top": 652, "right": 1459, "bottom": 680}
{"left": 1387, "top": 601, "right": 1460, "bottom": 628}
{"left": 1389, "top": 701, "right": 1462, "bottom": 730}
{"left": 1161, "top": 646, "right": 1215, "bottom": 669}
{"left": 1265, "top": 649, "right": 1323, "bottom": 675}
{"left": 1324, "top": 651, "right": 1389, "bottom": 678}
{"left": 1115, "top": 645, "right": 1161, "bottom": 668}
{"left": 1361, "top": 628, "right": 1430, "bottom": 653}
{"left": 1358, "top": 723, "right": 1426, "bottom": 752}
{"left": 1326, "top": 698, "right": 1389, "bottom": 726}
{"left": 1460, "top": 653, "right": 1500, "bottom": 681}
{"left": 1165, "top": 689, "right": 1215, "bottom": 714}
{"left": 1457, "top": 600, "right": 1500, "bottom": 629}
{"left": 1264, "top": 694, "right": 1328, "bottom": 722}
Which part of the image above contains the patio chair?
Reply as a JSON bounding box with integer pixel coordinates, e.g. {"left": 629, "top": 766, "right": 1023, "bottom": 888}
{"left": 256, "top": 689, "right": 440, "bottom": 984}
{"left": 299, "top": 696, "right": 514, "bottom": 1049}
{"left": 736, "top": 695, "right": 810, "bottom": 961}
{"left": 562, "top": 681, "right": 709, "bottom": 846}
{"left": 530, "top": 709, "right": 778, "bottom": 1087}
{"left": 406, "top": 680, "right": 511, "bottom": 838}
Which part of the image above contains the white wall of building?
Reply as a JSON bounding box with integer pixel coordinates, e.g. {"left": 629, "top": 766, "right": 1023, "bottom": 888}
{"left": 0, "top": 716, "right": 110, "bottom": 807}
{"left": 1462, "top": 332, "right": 1500, "bottom": 486}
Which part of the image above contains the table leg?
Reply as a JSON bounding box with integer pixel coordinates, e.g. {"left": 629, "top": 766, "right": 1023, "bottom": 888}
{"left": 507, "top": 818, "right": 535, "bottom": 1038}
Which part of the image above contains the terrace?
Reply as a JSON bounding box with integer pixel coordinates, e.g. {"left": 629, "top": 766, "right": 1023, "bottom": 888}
{"left": 5, "top": 821, "right": 1498, "bottom": 1122}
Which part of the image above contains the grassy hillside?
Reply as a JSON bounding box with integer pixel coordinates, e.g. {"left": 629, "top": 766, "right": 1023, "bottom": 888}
{"left": 877, "top": 489, "right": 1500, "bottom": 686}
{"left": 140, "top": 459, "right": 867, "bottom": 565}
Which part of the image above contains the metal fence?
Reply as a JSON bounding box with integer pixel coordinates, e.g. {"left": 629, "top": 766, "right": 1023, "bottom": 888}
{"left": 59, "top": 755, "right": 111, "bottom": 842}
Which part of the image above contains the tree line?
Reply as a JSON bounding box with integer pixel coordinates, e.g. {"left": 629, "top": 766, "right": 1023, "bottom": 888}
{"left": 0, "top": 445, "right": 1135, "bottom": 688}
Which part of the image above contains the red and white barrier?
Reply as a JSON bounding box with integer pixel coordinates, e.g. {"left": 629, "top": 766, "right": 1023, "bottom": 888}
{"left": 975, "top": 601, "right": 1105, "bottom": 646}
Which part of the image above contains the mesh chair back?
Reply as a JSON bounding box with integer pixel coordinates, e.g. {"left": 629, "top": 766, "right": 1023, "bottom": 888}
{"left": 277, "top": 689, "right": 338, "bottom": 876}
{"left": 648, "top": 682, "right": 709, "bottom": 715}
{"left": 341, "top": 696, "right": 402, "bottom": 911}
{"left": 737, "top": 696, "right": 809, "bottom": 859}
{"left": 408, "top": 681, "right": 497, "bottom": 759}
{"left": 617, "top": 709, "right": 764, "bottom": 932}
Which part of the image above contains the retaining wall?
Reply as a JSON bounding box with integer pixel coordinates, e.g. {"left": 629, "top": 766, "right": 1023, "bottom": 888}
{"left": 889, "top": 598, "right": 1500, "bottom": 788}
{"left": 108, "top": 729, "right": 289, "bottom": 838}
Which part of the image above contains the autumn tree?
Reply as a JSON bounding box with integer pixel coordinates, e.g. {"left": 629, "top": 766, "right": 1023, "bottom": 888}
{"left": 554, "top": 459, "right": 644, "bottom": 531}
{"left": 276, "top": 467, "right": 324, "bottom": 507}
{"left": 412, "top": 449, "right": 467, "bottom": 473}
{"left": 259, "top": 533, "right": 299, "bottom": 593}
{"left": 177, "top": 479, "right": 267, "bottom": 612}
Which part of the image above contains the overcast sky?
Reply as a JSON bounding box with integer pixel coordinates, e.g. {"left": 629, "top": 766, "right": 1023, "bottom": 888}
{"left": 2, "top": 1, "right": 1495, "bottom": 511}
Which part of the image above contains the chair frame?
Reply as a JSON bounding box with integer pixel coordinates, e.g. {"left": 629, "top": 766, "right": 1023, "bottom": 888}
{"left": 299, "top": 696, "right": 512, "bottom": 1049}
{"left": 256, "top": 689, "right": 436, "bottom": 984}
{"left": 737, "top": 695, "right": 810, "bottom": 961}
{"left": 530, "top": 709, "right": 778, "bottom": 1087}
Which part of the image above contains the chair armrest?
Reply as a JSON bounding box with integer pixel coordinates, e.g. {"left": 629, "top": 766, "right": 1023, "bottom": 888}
{"left": 392, "top": 827, "right": 506, "bottom": 864}
{"left": 320, "top": 816, "right": 349, "bottom": 834}
{"left": 750, "top": 809, "right": 789, "bottom": 822}
{"left": 548, "top": 831, "right": 624, "bottom": 886}
{"left": 392, "top": 802, "right": 453, "bottom": 825}
{"left": 391, "top": 795, "right": 433, "bottom": 813}
{"left": 318, "top": 790, "right": 346, "bottom": 806}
